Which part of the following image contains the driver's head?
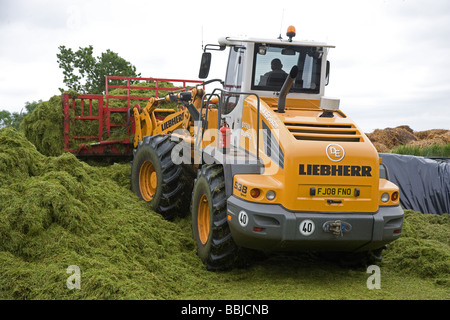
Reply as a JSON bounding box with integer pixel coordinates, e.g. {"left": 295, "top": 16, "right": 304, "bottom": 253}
{"left": 271, "top": 58, "right": 283, "bottom": 70}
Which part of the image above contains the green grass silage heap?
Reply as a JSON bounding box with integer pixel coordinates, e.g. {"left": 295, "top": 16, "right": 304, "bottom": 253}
{"left": 1, "top": 127, "right": 449, "bottom": 299}
{"left": 20, "top": 95, "right": 65, "bottom": 156}
{"left": 382, "top": 210, "right": 450, "bottom": 285}
{"left": 0, "top": 127, "right": 204, "bottom": 299}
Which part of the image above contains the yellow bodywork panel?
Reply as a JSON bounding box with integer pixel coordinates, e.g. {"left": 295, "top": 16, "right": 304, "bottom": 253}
{"left": 133, "top": 96, "right": 192, "bottom": 148}
{"left": 235, "top": 95, "right": 388, "bottom": 213}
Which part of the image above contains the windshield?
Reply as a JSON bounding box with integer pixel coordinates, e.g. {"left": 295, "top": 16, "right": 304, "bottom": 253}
{"left": 252, "top": 43, "right": 322, "bottom": 93}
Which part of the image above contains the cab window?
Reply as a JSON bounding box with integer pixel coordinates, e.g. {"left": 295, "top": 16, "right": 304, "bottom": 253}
{"left": 252, "top": 43, "right": 322, "bottom": 93}
{"left": 223, "top": 46, "right": 245, "bottom": 114}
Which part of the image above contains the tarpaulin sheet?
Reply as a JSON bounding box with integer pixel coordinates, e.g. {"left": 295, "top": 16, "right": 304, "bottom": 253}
{"left": 379, "top": 153, "right": 450, "bottom": 215}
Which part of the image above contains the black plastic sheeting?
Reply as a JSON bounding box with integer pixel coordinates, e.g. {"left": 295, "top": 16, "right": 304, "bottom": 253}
{"left": 379, "top": 153, "right": 450, "bottom": 215}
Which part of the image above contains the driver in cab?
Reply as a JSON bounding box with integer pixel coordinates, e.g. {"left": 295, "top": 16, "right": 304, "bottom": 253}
{"left": 258, "top": 58, "right": 288, "bottom": 86}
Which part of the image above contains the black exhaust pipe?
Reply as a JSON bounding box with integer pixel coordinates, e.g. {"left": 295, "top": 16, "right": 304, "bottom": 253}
{"left": 277, "top": 65, "right": 298, "bottom": 113}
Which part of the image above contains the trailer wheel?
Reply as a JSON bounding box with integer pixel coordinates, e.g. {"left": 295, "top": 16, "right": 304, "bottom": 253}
{"left": 191, "top": 164, "right": 238, "bottom": 270}
{"left": 131, "top": 135, "right": 192, "bottom": 220}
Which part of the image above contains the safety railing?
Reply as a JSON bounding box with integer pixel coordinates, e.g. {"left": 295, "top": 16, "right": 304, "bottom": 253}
{"left": 199, "top": 88, "right": 261, "bottom": 161}
{"left": 62, "top": 93, "right": 104, "bottom": 152}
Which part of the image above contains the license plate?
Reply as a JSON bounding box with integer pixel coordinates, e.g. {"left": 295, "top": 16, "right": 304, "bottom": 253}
{"left": 316, "top": 186, "right": 354, "bottom": 197}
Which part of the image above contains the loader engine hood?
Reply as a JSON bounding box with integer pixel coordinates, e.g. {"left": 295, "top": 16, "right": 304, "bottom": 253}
{"left": 256, "top": 98, "right": 380, "bottom": 213}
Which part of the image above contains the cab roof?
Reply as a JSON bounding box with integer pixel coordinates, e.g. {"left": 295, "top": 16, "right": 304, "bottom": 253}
{"left": 218, "top": 36, "right": 335, "bottom": 48}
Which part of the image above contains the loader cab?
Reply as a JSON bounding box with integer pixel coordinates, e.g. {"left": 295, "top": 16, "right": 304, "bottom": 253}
{"left": 200, "top": 33, "right": 334, "bottom": 100}
{"left": 199, "top": 28, "right": 335, "bottom": 146}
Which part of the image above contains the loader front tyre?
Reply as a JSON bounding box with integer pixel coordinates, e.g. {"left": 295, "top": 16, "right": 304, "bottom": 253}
{"left": 131, "top": 135, "right": 190, "bottom": 220}
{"left": 191, "top": 164, "right": 238, "bottom": 271}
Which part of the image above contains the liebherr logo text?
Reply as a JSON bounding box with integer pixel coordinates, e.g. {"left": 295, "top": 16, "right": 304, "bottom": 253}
{"left": 299, "top": 164, "right": 372, "bottom": 177}
{"left": 161, "top": 114, "right": 184, "bottom": 131}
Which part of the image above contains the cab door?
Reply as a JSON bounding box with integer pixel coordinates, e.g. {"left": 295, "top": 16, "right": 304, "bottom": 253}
{"left": 222, "top": 45, "right": 246, "bottom": 148}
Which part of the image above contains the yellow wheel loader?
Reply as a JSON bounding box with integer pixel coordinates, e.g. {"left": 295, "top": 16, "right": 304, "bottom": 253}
{"left": 130, "top": 26, "right": 404, "bottom": 270}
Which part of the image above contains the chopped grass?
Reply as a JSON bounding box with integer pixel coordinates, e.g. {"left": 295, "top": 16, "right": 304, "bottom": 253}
{"left": 0, "top": 128, "right": 448, "bottom": 300}
{"left": 382, "top": 210, "right": 450, "bottom": 282}
{"left": 0, "top": 128, "right": 202, "bottom": 299}
{"left": 19, "top": 95, "right": 65, "bottom": 156}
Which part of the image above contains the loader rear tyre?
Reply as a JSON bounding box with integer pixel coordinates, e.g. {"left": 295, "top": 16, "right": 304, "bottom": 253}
{"left": 191, "top": 164, "right": 238, "bottom": 271}
{"left": 131, "top": 135, "right": 192, "bottom": 220}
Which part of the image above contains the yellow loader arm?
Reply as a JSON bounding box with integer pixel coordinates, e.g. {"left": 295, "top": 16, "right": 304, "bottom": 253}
{"left": 132, "top": 87, "right": 206, "bottom": 148}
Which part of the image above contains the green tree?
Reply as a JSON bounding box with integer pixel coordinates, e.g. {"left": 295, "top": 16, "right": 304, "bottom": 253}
{"left": 57, "top": 45, "right": 141, "bottom": 94}
{"left": 24, "top": 100, "right": 41, "bottom": 114}
{"left": 0, "top": 100, "right": 42, "bottom": 130}
{"left": 0, "top": 110, "right": 13, "bottom": 128}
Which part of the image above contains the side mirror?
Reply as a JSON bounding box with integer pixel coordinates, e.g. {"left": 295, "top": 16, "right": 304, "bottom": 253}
{"left": 325, "top": 61, "right": 330, "bottom": 86}
{"left": 199, "top": 52, "right": 211, "bottom": 79}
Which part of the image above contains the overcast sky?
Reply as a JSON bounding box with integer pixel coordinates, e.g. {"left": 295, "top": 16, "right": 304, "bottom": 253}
{"left": 0, "top": 0, "right": 449, "bottom": 133}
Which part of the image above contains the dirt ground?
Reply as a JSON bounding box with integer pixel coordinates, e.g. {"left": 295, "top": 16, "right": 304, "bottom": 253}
{"left": 365, "top": 125, "right": 450, "bottom": 153}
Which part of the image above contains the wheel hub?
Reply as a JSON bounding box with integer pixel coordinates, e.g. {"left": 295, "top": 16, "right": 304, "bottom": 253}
{"left": 139, "top": 160, "right": 157, "bottom": 201}
{"left": 198, "top": 194, "right": 210, "bottom": 245}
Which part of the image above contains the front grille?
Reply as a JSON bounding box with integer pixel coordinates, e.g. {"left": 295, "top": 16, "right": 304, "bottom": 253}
{"left": 285, "top": 122, "right": 362, "bottom": 142}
